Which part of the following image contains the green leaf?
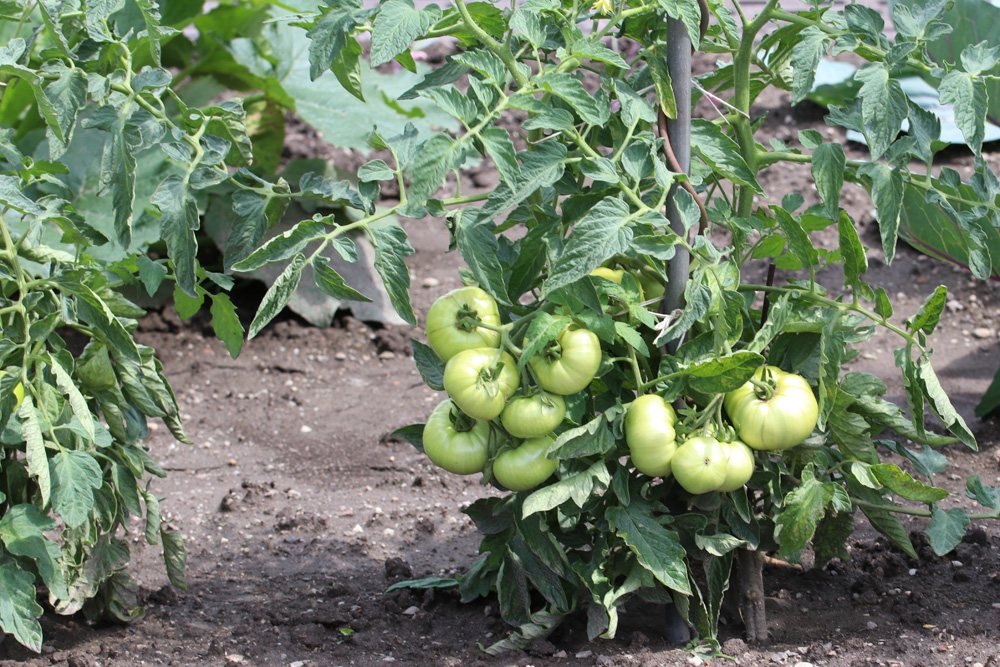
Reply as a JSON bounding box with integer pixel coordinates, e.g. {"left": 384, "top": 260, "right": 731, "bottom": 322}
{"left": 606, "top": 498, "right": 691, "bottom": 594}
{"left": 151, "top": 175, "right": 199, "bottom": 297}
{"left": 143, "top": 490, "right": 162, "bottom": 546}
{"left": 854, "top": 62, "right": 907, "bottom": 159}
{"left": 305, "top": 1, "right": 372, "bottom": 80}
{"left": 370, "top": 224, "right": 416, "bottom": 326}
{"left": 50, "top": 357, "right": 95, "bottom": 441}
{"left": 812, "top": 142, "right": 845, "bottom": 220}
{"left": 411, "top": 339, "right": 445, "bottom": 391}
{"left": 311, "top": 255, "right": 373, "bottom": 303}
{"left": 917, "top": 361, "right": 976, "bottom": 450}
{"left": 511, "top": 6, "right": 546, "bottom": 49}
{"left": 547, "top": 416, "right": 615, "bottom": 460}
{"left": 385, "top": 577, "right": 459, "bottom": 593}
{"left": 572, "top": 39, "right": 629, "bottom": 69}
{"left": 42, "top": 65, "right": 87, "bottom": 158}
{"left": 837, "top": 211, "right": 868, "bottom": 290}
{"left": 682, "top": 351, "right": 764, "bottom": 394}
{"left": 543, "top": 198, "right": 635, "bottom": 295}
{"left": 690, "top": 120, "right": 764, "bottom": 195}
{"left": 370, "top": 0, "right": 437, "bottom": 67}
{"left": 480, "top": 126, "right": 521, "bottom": 189}
{"left": 965, "top": 475, "right": 999, "bottom": 509}
{"left": 870, "top": 464, "right": 948, "bottom": 503}
{"left": 812, "top": 512, "right": 853, "bottom": 568}
{"left": 905, "top": 285, "right": 947, "bottom": 335}
{"left": 791, "top": 27, "right": 830, "bottom": 104}
{"left": 209, "top": 293, "right": 244, "bottom": 359}
{"left": 453, "top": 212, "right": 512, "bottom": 307}
{"left": 358, "top": 159, "right": 395, "bottom": 183}
{"left": 939, "top": 70, "right": 987, "bottom": 155}
{"left": 405, "top": 133, "right": 459, "bottom": 204}
{"left": 497, "top": 553, "right": 531, "bottom": 626}
{"left": 161, "top": 529, "right": 188, "bottom": 590}
{"left": 172, "top": 284, "right": 204, "bottom": 321}
{"left": 975, "top": 365, "right": 1000, "bottom": 418}
{"left": 518, "top": 312, "right": 571, "bottom": 371}
{"left": 855, "top": 495, "right": 918, "bottom": 559}
{"left": 857, "top": 163, "right": 904, "bottom": 267}
{"left": 0, "top": 554, "right": 44, "bottom": 653}
{"left": 926, "top": 507, "right": 969, "bottom": 556}
{"left": 774, "top": 208, "right": 817, "bottom": 270}
{"left": 535, "top": 73, "right": 610, "bottom": 125}
{"left": 17, "top": 397, "right": 50, "bottom": 508}
{"left": 580, "top": 157, "right": 619, "bottom": 184}
{"left": 232, "top": 219, "right": 326, "bottom": 272}
{"left": 390, "top": 424, "right": 424, "bottom": 453}
{"left": 0, "top": 504, "right": 66, "bottom": 600}
{"left": 136, "top": 257, "right": 168, "bottom": 297}
{"left": 50, "top": 451, "right": 103, "bottom": 529}
{"left": 522, "top": 460, "right": 610, "bottom": 517}
{"left": 248, "top": 254, "right": 307, "bottom": 340}
{"left": 656, "top": 0, "right": 704, "bottom": 47}
{"left": 227, "top": 182, "right": 292, "bottom": 271}
{"left": 774, "top": 467, "right": 828, "bottom": 558}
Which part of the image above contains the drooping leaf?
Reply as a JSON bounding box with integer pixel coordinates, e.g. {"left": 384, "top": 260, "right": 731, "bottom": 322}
{"left": 151, "top": 175, "right": 199, "bottom": 297}
{"left": 0, "top": 555, "right": 44, "bottom": 653}
{"left": 606, "top": 498, "right": 691, "bottom": 594}
{"left": 209, "top": 293, "right": 244, "bottom": 359}
{"left": 49, "top": 451, "right": 103, "bottom": 529}
{"left": 543, "top": 198, "right": 635, "bottom": 295}
{"left": 926, "top": 507, "right": 969, "bottom": 556}
{"left": 370, "top": 224, "right": 416, "bottom": 326}
{"left": 247, "top": 254, "right": 307, "bottom": 339}
{"left": 370, "top": 0, "right": 437, "bottom": 68}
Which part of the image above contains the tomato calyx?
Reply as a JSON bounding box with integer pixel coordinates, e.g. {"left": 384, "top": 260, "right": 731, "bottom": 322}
{"left": 449, "top": 405, "right": 478, "bottom": 433}
{"left": 749, "top": 367, "right": 778, "bottom": 401}
{"left": 455, "top": 305, "right": 482, "bottom": 332}
{"left": 540, "top": 339, "right": 563, "bottom": 362}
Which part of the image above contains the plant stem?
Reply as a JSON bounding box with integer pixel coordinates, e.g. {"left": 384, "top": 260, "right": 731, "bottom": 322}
{"left": 454, "top": 0, "right": 528, "bottom": 88}
{"left": 627, "top": 346, "right": 644, "bottom": 392}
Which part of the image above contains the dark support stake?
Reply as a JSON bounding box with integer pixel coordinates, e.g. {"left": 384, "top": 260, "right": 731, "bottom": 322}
{"left": 736, "top": 548, "right": 768, "bottom": 643}
{"left": 663, "top": 17, "right": 691, "bottom": 355}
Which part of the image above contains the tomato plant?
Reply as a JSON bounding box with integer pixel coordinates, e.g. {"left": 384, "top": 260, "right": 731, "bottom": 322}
{"left": 153, "top": 0, "right": 1000, "bottom": 657}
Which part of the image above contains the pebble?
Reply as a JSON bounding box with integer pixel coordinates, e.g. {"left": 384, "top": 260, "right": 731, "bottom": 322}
{"left": 867, "top": 621, "right": 878, "bottom": 630}
{"left": 553, "top": 650, "right": 568, "bottom": 659}
{"left": 379, "top": 351, "right": 396, "bottom": 360}
{"left": 576, "top": 650, "right": 593, "bottom": 659}
{"left": 951, "top": 560, "right": 964, "bottom": 568}
{"left": 946, "top": 299, "right": 964, "bottom": 312}
{"left": 334, "top": 352, "right": 347, "bottom": 360}
{"left": 687, "top": 657, "right": 704, "bottom": 666}
{"left": 794, "top": 663, "right": 815, "bottom": 667}
{"left": 422, "top": 277, "right": 440, "bottom": 288}
{"left": 972, "top": 328, "right": 994, "bottom": 339}
{"left": 300, "top": 425, "right": 312, "bottom": 433}
{"left": 225, "top": 656, "right": 245, "bottom": 664}
{"left": 402, "top": 606, "right": 420, "bottom": 616}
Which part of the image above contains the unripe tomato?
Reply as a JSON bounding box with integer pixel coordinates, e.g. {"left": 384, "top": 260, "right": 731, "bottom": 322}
{"left": 0, "top": 370, "right": 24, "bottom": 408}
{"left": 625, "top": 394, "right": 677, "bottom": 477}
{"left": 638, "top": 273, "right": 665, "bottom": 300}
{"left": 422, "top": 399, "right": 490, "bottom": 475}
{"left": 425, "top": 286, "right": 501, "bottom": 361}
{"left": 716, "top": 439, "right": 755, "bottom": 493}
{"left": 724, "top": 366, "right": 818, "bottom": 450}
{"left": 443, "top": 348, "right": 519, "bottom": 421}
{"left": 500, "top": 391, "right": 566, "bottom": 439}
{"left": 492, "top": 435, "right": 558, "bottom": 491}
{"left": 670, "top": 436, "right": 728, "bottom": 494}
{"left": 530, "top": 327, "right": 602, "bottom": 395}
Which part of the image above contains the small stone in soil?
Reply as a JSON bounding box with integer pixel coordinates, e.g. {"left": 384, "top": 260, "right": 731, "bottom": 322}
{"left": 972, "top": 328, "right": 994, "bottom": 339}
{"left": 867, "top": 621, "right": 878, "bottom": 630}
{"left": 422, "top": 277, "right": 440, "bottom": 288}
{"left": 576, "top": 650, "right": 593, "bottom": 659}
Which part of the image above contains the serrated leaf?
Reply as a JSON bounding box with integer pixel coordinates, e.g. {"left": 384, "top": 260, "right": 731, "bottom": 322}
{"left": 0, "top": 555, "right": 44, "bottom": 653}
{"left": 50, "top": 451, "right": 103, "bottom": 529}
{"left": 774, "top": 207, "right": 817, "bottom": 270}
{"left": 854, "top": 62, "right": 907, "bottom": 159}
{"left": 791, "top": 27, "right": 830, "bottom": 105}
{"left": 480, "top": 126, "right": 521, "bottom": 189}
{"left": 965, "top": 475, "right": 999, "bottom": 509}
{"left": 50, "top": 357, "right": 95, "bottom": 441}
{"left": 17, "top": 397, "right": 50, "bottom": 508}
{"left": 918, "top": 361, "right": 976, "bottom": 450}
{"left": 0, "top": 504, "right": 66, "bottom": 600}
{"left": 305, "top": 1, "right": 372, "bottom": 80}
{"left": 311, "top": 255, "right": 373, "bottom": 303}
{"left": 151, "top": 175, "right": 199, "bottom": 297}
{"left": 870, "top": 463, "right": 948, "bottom": 503}
{"left": 370, "top": 224, "right": 416, "bottom": 326}
{"left": 926, "top": 507, "right": 969, "bottom": 556}
{"left": 543, "top": 198, "right": 635, "bottom": 295}
{"left": 606, "top": 498, "right": 690, "bottom": 594}
{"left": 572, "top": 39, "right": 629, "bottom": 69}
{"left": 232, "top": 219, "right": 326, "bottom": 272}
{"left": 774, "top": 469, "right": 827, "bottom": 558}
{"left": 682, "top": 351, "right": 764, "bottom": 394}
{"left": 143, "top": 490, "right": 162, "bottom": 546}
{"left": 939, "top": 69, "right": 987, "bottom": 155}
{"left": 161, "top": 529, "right": 188, "bottom": 590}
{"left": 209, "top": 293, "right": 244, "bottom": 359}
{"left": 248, "top": 254, "right": 307, "bottom": 339}
{"left": 454, "top": 211, "right": 511, "bottom": 306}
{"left": 522, "top": 460, "right": 610, "bottom": 517}
{"left": 411, "top": 339, "right": 445, "bottom": 391}
{"left": 535, "top": 72, "right": 610, "bottom": 125}
{"left": 837, "top": 211, "right": 868, "bottom": 289}
{"left": 812, "top": 142, "right": 845, "bottom": 220}
{"left": 548, "top": 416, "right": 615, "bottom": 460}
{"left": 370, "top": 0, "right": 437, "bottom": 68}
{"left": 497, "top": 554, "right": 531, "bottom": 626}
{"left": 690, "top": 120, "right": 764, "bottom": 195}
{"left": 905, "top": 285, "right": 947, "bottom": 335}
{"left": 813, "top": 512, "right": 853, "bottom": 568}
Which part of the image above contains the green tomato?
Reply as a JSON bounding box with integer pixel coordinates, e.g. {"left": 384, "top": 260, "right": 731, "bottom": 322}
{"left": 425, "top": 287, "right": 501, "bottom": 362}
{"left": 638, "top": 272, "right": 665, "bottom": 301}
{"left": 625, "top": 394, "right": 677, "bottom": 477}
{"left": 670, "top": 436, "right": 728, "bottom": 494}
{"left": 529, "top": 327, "right": 602, "bottom": 396}
{"left": 492, "top": 435, "right": 559, "bottom": 492}
{"left": 590, "top": 267, "right": 624, "bottom": 283}
{"left": 500, "top": 391, "right": 566, "bottom": 439}
{"left": 443, "top": 348, "right": 519, "bottom": 421}
{"left": 422, "top": 399, "right": 490, "bottom": 475}
{"left": 724, "top": 366, "right": 818, "bottom": 451}
{"left": 716, "top": 439, "right": 755, "bottom": 493}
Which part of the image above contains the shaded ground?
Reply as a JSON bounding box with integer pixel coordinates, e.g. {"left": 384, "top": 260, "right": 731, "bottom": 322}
{"left": 3, "top": 43, "right": 1000, "bottom": 667}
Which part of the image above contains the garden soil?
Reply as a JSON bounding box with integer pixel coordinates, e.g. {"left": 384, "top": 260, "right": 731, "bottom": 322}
{"left": 3, "top": 57, "right": 1000, "bottom": 667}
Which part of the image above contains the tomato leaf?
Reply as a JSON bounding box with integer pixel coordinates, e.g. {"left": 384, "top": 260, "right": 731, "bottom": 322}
{"left": 247, "top": 254, "right": 306, "bottom": 340}
{"left": 161, "top": 529, "right": 188, "bottom": 591}
{"left": 774, "top": 466, "right": 828, "bottom": 558}
{"left": 926, "top": 507, "right": 970, "bottom": 556}
{"left": 370, "top": 224, "right": 417, "bottom": 326}
{"left": 410, "top": 339, "right": 445, "bottom": 391}
{"left": 0, "top": 554, "right": 44, "bottom": 653}
{"left": 965, "top": 475, "right": 1000, "bottom": 509}
{"left": 49, "top": 451, "right": 103, "bottom": 530}
{"left": 547, "top": 416, "right": 615, "bottom": 460}
{"left": 522, "top": 460, "right": 610, "bottom": 518}
{"left": 385, "top": 577, "right": 458, "bottom": 593}
{"left": 370, "top": 0, "right": 437, "bottom": 68}
{"left": 543, "top": 198, "right": 635, "bottom": 295}
{"left": 209, "top": 293, "right": 245, "bottom": 360}
{"left": 681, "top": 351, "right": 764, "bottom": 394}
{"left": 518, "top": 313, "right": 571, "bottom": 372}
{"left": 389, "top": 424, "right": 424, "bottom": 453}
{"left": 606, "top": 497, "right": 691, "bottom": 595}
{"left": 870, "top": 463, "right": 948, "bottom": 503}
{"left": 812, "top": 512, "right": 853, "bottom": 568}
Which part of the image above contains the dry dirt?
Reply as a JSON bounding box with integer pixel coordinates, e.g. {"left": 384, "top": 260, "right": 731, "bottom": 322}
{"left": 3, "top": 49, "right": 1000, "bottom": 667}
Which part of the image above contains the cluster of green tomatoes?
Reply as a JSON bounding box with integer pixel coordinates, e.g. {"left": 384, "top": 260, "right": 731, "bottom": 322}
{"left": 420, "top": 284, "right": 820, "bottom": 495}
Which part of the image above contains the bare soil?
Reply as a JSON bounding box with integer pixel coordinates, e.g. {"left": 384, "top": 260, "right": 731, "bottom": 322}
{"left": 3, "top": 52, "right": 1000, "bottom": 667}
